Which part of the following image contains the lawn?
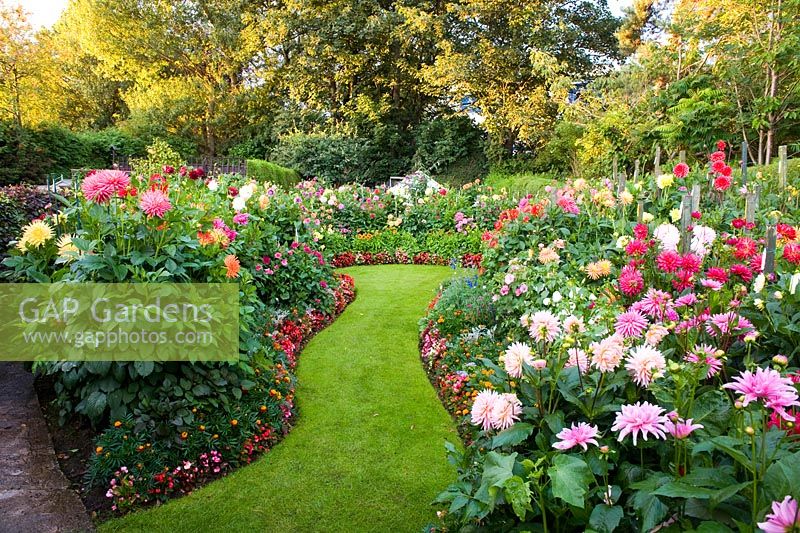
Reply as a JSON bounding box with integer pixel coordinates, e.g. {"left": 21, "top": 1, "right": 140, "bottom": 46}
{"left": 102, "top": 265, "right": 460, "bottom": 533}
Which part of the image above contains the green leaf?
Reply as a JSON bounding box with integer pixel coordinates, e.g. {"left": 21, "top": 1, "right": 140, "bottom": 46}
{"left": 548, "top": 454, "right": 594, "bottom": 508}
{"left": 652, "top": 481, "right": 716, "bottom": 499}
{"left": 589, "top": 504, "right": 623, "bottom": 533}
{"left": 133, "top": 361, "right": 154, "bottom": 378}
{"left": 709, "top": 482, "right": 750, "bottom": 509}
{"left": 503, "top": 476, "right": 533, "bottom": 520}
{"left": 81, "top": 391, "right": 107, "bottom": 420}
{"left": 764, "top": 451, "right": 800, "bottom": 502}
{"left": 490, "top": 423, "right": 534, "bottom": 449}
{"left": 632, "top": 490, "right": 668, "bottom": 532}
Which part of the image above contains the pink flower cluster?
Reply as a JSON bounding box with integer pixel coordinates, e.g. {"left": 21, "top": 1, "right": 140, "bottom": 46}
{"left": 470, "top": 390, "right": 523, "bottom": 431}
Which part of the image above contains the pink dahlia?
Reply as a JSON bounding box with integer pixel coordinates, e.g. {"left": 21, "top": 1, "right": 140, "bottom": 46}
{"left": 705, "top": 267, "right": 729, "bottom": 284}
{"left": 618, "top": 265, "right": 644, "bottom": 297}
{"left": 644, "top": 324, "right": 669, "bottom": 347}
{"left": 632, "top": 289, "right": 674, "bottom": 321}
{"left": 553, "top": 422, "right": 599, "bottom": 451}
{"left": 625, "top": 345, "right": 666, "bottom": 387}
{"left": 615, "top": 310, "right": 649, "bottom": 338}
{"left": 673, "top": 162, "right": 689, "bottom": 178}
{"left": 684, "top": 344, "right": 723, "bottom": 378}
{"left": 471, "top": 390, "right": 500, "bottom": 431}
{"left": 665, "top": 418, "right": 703, "bottom": 439}
{"left": 758, "top": 496, "right": 800, "bottom": 533}
{"left": 233, "top": 213, "right": 249, "bottom": 225}
{"left": 503, "top": 342, "right": 534, "bottom": 379}
{"left": 139, "top": 189, "right": 173, "bottom": 218}
{"left": 491, "top": 393, "right": 522, "bottom": 430}
{"left": 634, "top": 223, "right": 649, "bottom": 240}
{"left": 723, "top": 367, "right": 800, "bottom": 421}
{"left": 528, "top": 311, "right": 561, "bottom": 343}
{"left": 81, "top": 170, "right": 130, "bottom": 204}
{"left": 714, "top": 176, "right": 732, "bottom": 191}
{"left": 784, "top": 243, "right": 800, "bottom": 265}
{"left": 590, "top": 334, "right": 626, "bottom": 373}
{"left": 656, "top": 250, "right": 681, "bottom": 273}
{"left": 565, "top": 347, "right": 589, "bottom": 373}
{"left": 710, "top": 150, "right": 726, "bottom": 162}
{"left": 706, "top": 312, "right": 754, "bottom": 336}
{"left": 557, "top": 196, "right": 580, "bottom": 215}
{"left": 611, "top": 401, "right": 669, "bottom": 445}
{"left": 625, "top": 239, "right": 649, "bottom": 257}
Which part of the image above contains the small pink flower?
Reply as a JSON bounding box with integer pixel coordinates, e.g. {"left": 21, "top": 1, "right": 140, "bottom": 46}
{"left": 233, "top": 213, "right": 249, "bottom": 225}
{"left": 625, "top": 345, "right": 666, "bottom": 387}
{"left": 758, "top": 496, "right": 800, "bottom": 533}
{"left": 618, "top": 265, "right": 644, "bottom": 297}
{"left": 673, "top": 162, "right": 689, "bottom": 178}
{"left": 664, "top": 418, "right": 703, "bottom": 439}
{"left": 553, "top": 422, "right": 599, "bottom": 451}
{"left": 590, "top": 334, "right": 626, "bottom": 373}
{"left": 565, "top": 348, "right": 589, "bottom": 373}
{"left": 611, "top": 401, "right": 669, "bottom": 445}
{"left": 503, "top": 342, "right": 534, "bottom": 378}
{"left": 491, "top": 393, "right": 522, "bottom": 430}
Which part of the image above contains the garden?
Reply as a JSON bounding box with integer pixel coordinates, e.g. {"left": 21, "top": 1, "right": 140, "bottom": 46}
{"left": 2, "top": 0, "right": 800, "bottom": 531}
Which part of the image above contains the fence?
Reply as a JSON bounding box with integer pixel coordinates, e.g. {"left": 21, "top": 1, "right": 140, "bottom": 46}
{"left": 112, "top": 156, "right": 247, "bottom": 177}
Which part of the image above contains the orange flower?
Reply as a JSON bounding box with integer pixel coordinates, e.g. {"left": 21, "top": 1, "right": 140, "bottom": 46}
{"left": 224, "top": 254, "right": 240, "bottom": 278}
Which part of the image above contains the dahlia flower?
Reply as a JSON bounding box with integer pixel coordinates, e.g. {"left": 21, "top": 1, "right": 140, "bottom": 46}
{"left": 654, "top": 223, "right": 681, "bottom": 251}
{"left": 553, "top": 422, "right": 599, "bottom": 451}
{"left": 563, "top": 315, "right": 586, "bottom": 334}
{"left": 758, "top": 496, "right": 800, "bottom": 533}
{"left": 644, "top": 324, "right": 669, "bottom": 347}
{"left": 565, "top": 348, "right": 589, "bottom": 373}
{"left": 528, "top": 311, "right": 561, "bottom": 343}
{"left": 684, "top": 344, "right": 723, "bottom": 378}
{"left": 491, "top": 393, "right": 522, "bottom": 430}
{"left": 139, "top": 189, "right": 173, "bottom": 218}
{"left": 590, "top": 334, "right": 626, "bottom": 373}
{"left": 611, "top": 401, "right": 669, "bottom": 445}
{"left": 586, "top": 260, "right": 612, "bottom": 280}
{"left": 723, "top": 367, "right": 800, "bottom": 421}
{"left": 503, "top": 342, "right": 534, "bottom": 379}
{"left": 673, "top": 162, "right": 689, "bottom": 178}
{"left": 471, "top": 390, "right": 499, "bottom": 431}
{"left": 56, "top": 234, "right": 79, "bottom": 262}
{"left": 625, "top": 345, "right": 666, "bottom": 387}
{"left": 81, "top": 170, "right": 130, "bottom": 204}
{"left": 19, "top": 219, "right": 54, "bottom": 249}
{"left": 615, "top": 310, "right": 649, "bottom": 338}
{"left": 619, "top": 265, "right": 644, "bottom": 297}
{"left": 224, "top": 254, "right": 240, "bottom": 279}
{"left": 665, "top": 418, "right": 703, "bottom": 439}
{"left": 784, "top": 243, "right": 800, "bottom": 265}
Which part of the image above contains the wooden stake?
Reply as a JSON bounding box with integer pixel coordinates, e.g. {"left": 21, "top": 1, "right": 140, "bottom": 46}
{"left": 778, "top": 145, "right": 788, "bottom": 188}
{"left": 654, "top": 146, "right": 661, "bottom": 199}
{"left": 764, "top": 225, "right": 777, "bottom": 275}
{"left": 613, "top": 155, "right": 618, "bottom": 183}
{"left": 741, "top": 141, "right": 748, "bottom": 185}
{"left": 680, "top": 194, "right": 692, "bottom": 253}
{"left": 679, "top": 150, "right": 686, "bottom": 163}
{"left": 745, "top": 193, "right": 757, "bottom": 223}
{"left": 691, "top": 184, "right": 701, "bottom": 212}
{"left": 637, "top": 200, "right": 644, "bottom": 223}
{"left": 633, "top": 159, "right": 640, "bottom": 182}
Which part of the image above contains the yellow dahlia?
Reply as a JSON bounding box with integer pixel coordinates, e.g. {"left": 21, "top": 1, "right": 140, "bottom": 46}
{"left": 57, "top": 234, "right": 79, "bottom": 261}
{"left": 20, "top": 220, "right": 54, "bottom": 249}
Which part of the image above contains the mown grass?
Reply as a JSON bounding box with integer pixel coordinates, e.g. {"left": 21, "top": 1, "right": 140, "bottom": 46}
{"left": 102, "top": 265, "right": 460, "bottom": 533}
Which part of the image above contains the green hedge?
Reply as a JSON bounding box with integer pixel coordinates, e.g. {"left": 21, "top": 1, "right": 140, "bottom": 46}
{"left": 246, "top": 159, "right": 301, "bottom": 189}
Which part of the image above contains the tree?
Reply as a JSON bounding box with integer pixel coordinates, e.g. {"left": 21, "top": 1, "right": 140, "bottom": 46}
{"left": 0, "top": 4, "right": 35, "bottom": 126}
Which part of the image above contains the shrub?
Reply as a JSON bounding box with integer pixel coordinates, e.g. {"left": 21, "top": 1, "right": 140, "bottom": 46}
{"left": 0, "top": 193, "right": 24, "bottom": 253}
{"left": 246, "top": 159, "right": 300, "bottom": 189}
{"left": 271, "top": 132, "right": 373, "bottom": 184}
{"left": 413, "top": 116, "right": 488, "bottom": 185}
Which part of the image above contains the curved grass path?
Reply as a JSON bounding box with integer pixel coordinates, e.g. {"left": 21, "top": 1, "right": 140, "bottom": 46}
{"left": 103, "top": 265, "right": 459, "bottom": 533}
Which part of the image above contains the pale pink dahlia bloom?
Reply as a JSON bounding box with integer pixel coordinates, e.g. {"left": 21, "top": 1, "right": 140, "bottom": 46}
{"left": 491, "top": 393, "right": 522, "bottom": 430}
{"left": 563, "top": 315, "right": 586, "bottom": 334}
{"left": 664, "top": 418, "right": 703, "bottom": 439}
{"left": 503, "top": 342, "right": 534, "bottom": 378}
{"left": 758, "top": 496, "right": 800, "bottom": 533}
{"left": 625, "top": 345, "right": 666, "bottom": 387}
{"left": 644, "top": 324, "right": 669, "bottom": 346}
{"left": 684, "top": 344, "right": 723, "bottom": 378}
{"left": 553, "top": 422, "right": 599, "bottom": 451}
{"left": 723, "top": 367, "right": 800, "bottom": 421}
{"left": 590, "top": 334, "right": 626, "bottom": 373}
{"left": 565, "top": 347, "right": 589, "bottom": 373}
{"left": 615, "top": 309, "right": 649, "bottom": 338}
{"left": 528, "top": 311, "right": 561, "bottom": 343}
{"left": 611, "top": 401, "right": 669, "bottom": 445}
{"left": 471, "top": 390, "right": 500, "bottom": 431}
{"left": 81, "top": 169, "right": 130, "bottom": 204}
{"left": 139, "top": 189, "right": 173, "bottom": 218}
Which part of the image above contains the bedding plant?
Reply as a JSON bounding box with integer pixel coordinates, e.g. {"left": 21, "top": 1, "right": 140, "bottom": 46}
{"left": 421, "top": 144, "right": 800, "bottom": 531}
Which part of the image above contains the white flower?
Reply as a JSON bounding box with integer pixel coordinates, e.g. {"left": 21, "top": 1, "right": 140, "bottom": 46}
{"left": 691, "top": 225, "right": 717, "bottom": 258}
{"left": 239, "top": 183, "right": 256, "bottom": 201}
{"left": 616, "top": 235, "right": 631, "bottom": 249}
{"left": 232, "top": 196, "right": 247, "bottom": 211}
{"left": 753, "top": 273, "right": 766, "bottom": 293}
{"left": 653, "top": 223, "right": 681, "bottom": 251}
{"left": 552, "top": 291, "right": 563, "bottom": 303}
{"left": 207, "top": 179, "right": 219, "bottom": 191}
{"left": 642, "top": 212, "right": 654, "bottom": 223}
